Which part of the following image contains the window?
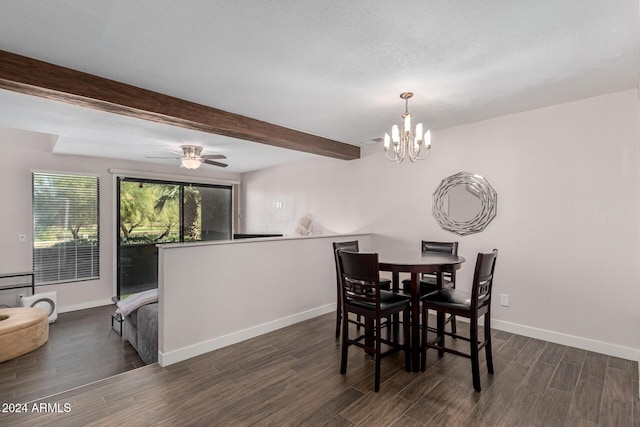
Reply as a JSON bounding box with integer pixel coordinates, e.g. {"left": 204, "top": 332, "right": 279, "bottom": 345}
{"left": 32, "top": 172, "right": 100, "bottom": 285}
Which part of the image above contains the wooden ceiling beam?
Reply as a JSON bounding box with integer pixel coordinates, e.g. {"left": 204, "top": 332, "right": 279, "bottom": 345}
{"left": 0, "top": 50, "right": 360, "bottom": 160}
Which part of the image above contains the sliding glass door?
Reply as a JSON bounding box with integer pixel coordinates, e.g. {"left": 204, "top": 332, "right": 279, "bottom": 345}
{"left": 183, "top": 184, "right": 232, "bottom": 242}
{"left": 117, "top": 177, "right": 232, "bottom": 297}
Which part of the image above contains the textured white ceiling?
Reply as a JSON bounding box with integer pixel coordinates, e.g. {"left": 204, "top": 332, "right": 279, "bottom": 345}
{"left": 0, "top": 1, "right": 637, "bottom": 173}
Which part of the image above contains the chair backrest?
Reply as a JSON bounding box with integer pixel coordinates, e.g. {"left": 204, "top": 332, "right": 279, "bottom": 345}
{"left": 421, "top": 241, "right": 459, "bottom": 255}
{"left": 471, "top": 249, "right": 498, "bottom": 310}
{"left": 421, "top": 241, "right": 459, "bottom": 281}
{"left": 337, "top": 250, "right": 381, "bottom": 307}
{"left": 333, "top": 241, "right": 359, "bottom": 284}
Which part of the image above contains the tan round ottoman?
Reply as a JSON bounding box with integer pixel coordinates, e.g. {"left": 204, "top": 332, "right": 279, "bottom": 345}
{"left": 0, "top": 307, "right": 49, "bottom": 363}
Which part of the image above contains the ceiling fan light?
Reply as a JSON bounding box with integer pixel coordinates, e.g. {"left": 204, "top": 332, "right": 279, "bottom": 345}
{"left": 181, "top": 158, "right": 202, "bottom": 170}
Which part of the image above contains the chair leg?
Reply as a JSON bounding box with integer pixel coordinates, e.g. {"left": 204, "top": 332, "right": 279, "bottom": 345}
{"left": 340, "top": 311, "right": 349, "bottom": 375}
{"left": 374, "top": 318, "right": 381, "bottom": 392}
{"left": 420, "top": 305, "right": 428, "bottom": 371}
{"left": 403, "top": 308, "right": 411, "bottom": 372}
{"left": 391, "top": 313, "right": 400, "bottom": 340}
{"left": 470, "top": 317, "right": 481, "bottom": 392}
{"left": 437, "top": 311, "right": 445, "bottom": 358}
{"left": 365, "top": 317, "right": 374, "bottom": 356}
{"left": 451, "top": 282, "right": 457, "bottom": 336}
{"left": 484, "top": 313, "right": 494, "bottom": 374}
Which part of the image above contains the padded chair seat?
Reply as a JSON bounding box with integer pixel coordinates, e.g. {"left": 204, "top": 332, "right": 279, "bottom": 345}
{"left": 422, "top": 288, "right": 471, "bottom": 310}
{"left": 348, "top": 290, "right": 411, "bottom": 311}
{"left": 401, "top": 276, "right": 454, "bottom": 295}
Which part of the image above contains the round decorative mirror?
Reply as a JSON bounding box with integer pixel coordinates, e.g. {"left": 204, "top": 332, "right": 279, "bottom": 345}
{"left": 432, "top": 172, "right": 497, "bottom": 236}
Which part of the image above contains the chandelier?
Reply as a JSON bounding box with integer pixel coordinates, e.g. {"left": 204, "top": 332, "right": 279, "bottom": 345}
{"left": 383, "top": 92, "right": 431, "bottom": 162}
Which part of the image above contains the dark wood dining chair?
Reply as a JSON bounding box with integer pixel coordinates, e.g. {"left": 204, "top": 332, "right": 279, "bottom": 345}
{"left": 402, "top": 241, "right": 459, "bottom": 333}
{"left": 337, "top": 250, "right": 411, "bottom": 392}
{"left": 332, "top": 241, "right": 391, "bottom": 339}
{"left": 420, "top": 249, "right": 498, "bottom": 391}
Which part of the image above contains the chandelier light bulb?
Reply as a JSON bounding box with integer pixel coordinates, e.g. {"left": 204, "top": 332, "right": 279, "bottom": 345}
{"left": 391, "top": 125, "right": 400, "bottom": 143}
{"left": 415, "top": 123, "right": 423, "bottom": 142}
{"left": 384, "top": 133, "right": 391, "bottom": 149}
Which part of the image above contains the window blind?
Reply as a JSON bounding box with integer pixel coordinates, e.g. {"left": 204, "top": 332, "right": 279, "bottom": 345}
{"left": 32, "top": 172, "right": 100, "bottom": 285}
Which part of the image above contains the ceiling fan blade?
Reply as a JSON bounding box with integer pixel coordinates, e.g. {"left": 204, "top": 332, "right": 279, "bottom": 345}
{"left": 200, "top": 154, "right": 227, "bottom": 160}
{"left": 203, "top": 159, "right": 228, "bottom": 168}
{"left": 145, "top": 156, "right": 181, "bottom": 159}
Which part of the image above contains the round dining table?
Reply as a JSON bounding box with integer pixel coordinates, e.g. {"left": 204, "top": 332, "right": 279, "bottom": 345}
{"left": 376, "top": 248, "right": 465, "bottom": 371}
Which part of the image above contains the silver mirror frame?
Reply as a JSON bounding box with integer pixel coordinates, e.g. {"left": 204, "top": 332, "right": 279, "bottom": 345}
{"left": 432, "top": 172, "right": 497, "bottom": 236}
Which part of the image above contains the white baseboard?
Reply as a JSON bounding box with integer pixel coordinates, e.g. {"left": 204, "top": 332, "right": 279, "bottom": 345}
{"left": 158, "top": 303, "right": 336, "bottom": 367}
{"left": 158, "top": 307, "right": 640, "bottom": 366}
{"left": 57, "top": 298, "right": 114, "bottom": 314}
{"left": 492, "top": 319, "right": 639, "bottom": 362}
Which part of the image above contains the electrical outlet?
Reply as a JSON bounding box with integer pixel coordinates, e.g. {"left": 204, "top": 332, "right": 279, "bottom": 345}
{"left": 500, "top": 294, "right": 509, "bottom": 307}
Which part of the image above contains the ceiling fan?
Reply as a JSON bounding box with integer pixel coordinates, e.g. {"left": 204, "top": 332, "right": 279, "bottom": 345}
{"left": 147, "top": 145, "right": 228, "bottom": 169}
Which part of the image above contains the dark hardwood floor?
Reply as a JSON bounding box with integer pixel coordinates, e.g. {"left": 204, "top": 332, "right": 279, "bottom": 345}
{"left": 2, "top": 312, "right": 638, "bottom": 426}
{"left": 0, "top": 304, "right": 143, "bottom": 404}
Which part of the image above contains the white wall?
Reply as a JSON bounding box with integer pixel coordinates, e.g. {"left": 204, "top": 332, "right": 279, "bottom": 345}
{"left": 0, "top": 128, "right": 240, "bottom": 312}
{"left": 157, "top": 233, "right": 372, "bottom": 365}
{"left": 242, "top": 90, "right": 640, "bottom": 357}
